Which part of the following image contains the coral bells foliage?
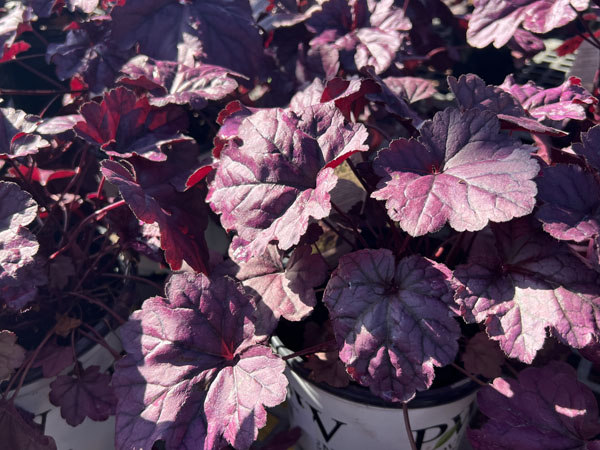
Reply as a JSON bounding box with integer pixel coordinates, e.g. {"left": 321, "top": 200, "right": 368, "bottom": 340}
{"left": 4, "top": 0, "right": 600, "bottom": 449}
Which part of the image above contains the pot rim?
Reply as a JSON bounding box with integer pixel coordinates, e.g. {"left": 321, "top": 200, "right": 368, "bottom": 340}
{"left": 271, "top": 335, "right": 479, "bottom": 409}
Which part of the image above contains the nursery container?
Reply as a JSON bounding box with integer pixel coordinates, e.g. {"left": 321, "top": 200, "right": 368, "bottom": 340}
{"left": 272, "top": 336, "right": 478, "bottom": 450}
{"left": 11, "top": 328, "right": 121, "bottom": 450}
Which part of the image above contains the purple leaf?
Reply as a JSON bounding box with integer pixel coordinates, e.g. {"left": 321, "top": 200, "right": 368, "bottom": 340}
{"left": 205, "top": 345, "right": 287, "bottom": 448}
{"left": 46, "top": 17, "right": 133, "bottom": 94}
{"left": 36, "top": 114, "right": 83, "bottom": 135}
{"left": 304, "top": 352, "right": 351, "bottom": 388}
{"left": 207, "top": 103, "right": 369, "bottom": 261}
{"left": 119, "top": 55, "right": 240, "bottom": 109}
{"left": 461, "top": 332, "right": 504, "bottom": 379}
{"left": 0, "top": 182, "right": 46, "bottom": 310}
{"left": 0, "top": 107, "right": 48, "bottom": 160}
{"left": 74, "top": 87, "right": 188, "bottom": 161}
{"left": 573, "top": 124, "right": 600, "bottom": 171}
{"left": 536, "top": 164, "right": 600, "bottom": 242}
{"left": 227, "top": 245, "right": 328, "bottom": 334}
{"left": 49, "top": 365, "right": 117, "bottom": 427}
{"left": 363, "top": 67, "right": 423, "bottom": 125}
{"left": 32, "top": 338, "right": 74, "bottom": 378}
{"left": 0, "top": 330, "right": 25, "bottom": 382}
{"left": 447, "top": 74, "right": 566, "bottom": 136}
{"left": 0, "top": 3, "right": 33, "bottom": 60}
{"left": 372, "top": 107, "right": 538, "bottom": 236}
{"left": 468, "top": 362, "right": 600, "bottom": 450}
{"left": 307, "top": 0, "right": 411, "bottom": 74}
{"left": 467, "top": 0, "right": 589, "bottom": 49}
{"left": 0, "top": 400, "right": 56, "bottom": 450}
{"left": 454, "top": 219, "right": 600, "bottom": 363}
{"left": 499, "top": 75, "right": 596, "bottom": 121}
{"left": 383, "top": 76, "right": 437, "bottom": 103}
{"left": 110, "top": 0, "right": 266, "bottom": 79}
{"left": 101, "top": 156, "right": 209, "bottom": 274}
{"left": 323, "top": 249, "right": 459, "bottom": 402}
{"left": 113, "top": 273, "right": 287, "bottom": 450}
{"left": 67, "top": 0, "right": 99, "bottom": 13}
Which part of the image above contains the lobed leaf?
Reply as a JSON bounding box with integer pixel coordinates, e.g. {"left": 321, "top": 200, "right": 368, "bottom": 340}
{"left": 372, "top": 107, "right": 538, "bottom": 236}
{"left": 536, "top": 164, "right": 600, "bottom": 242}
{"left": 113, "top": 273, "right": 287, "bottom": 450}
{"left": 323, "top": 249, "right": 459, "bottom": 402}
{"left": 467, "top": 0, "right": 589, "bottom": 49}
{"left": 208, "top": 103, "right": 368, "bottom": 261}
{"left": 499, "top": 75, "right": 596, "bottom": 121}
{"left": 469, "top": 362, "right": 600, "bottom": 450}
{"left": 49, "top": 365, "right": 117, "bottom": 427}
{"left": 455, "top": 219, "right": 600, "bottom": 363}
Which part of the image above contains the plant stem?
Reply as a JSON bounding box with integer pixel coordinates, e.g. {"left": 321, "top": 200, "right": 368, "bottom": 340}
{"left": 79, "top": 324, "right": 122, "bottom": 360}
{"left": 450, "top": 362, "right": 489, "bottom": 387}
{"left": 282, "top": 339, "right": 336, "bottom": 360}
{"left": 321, "top": 218, "right": 356, "bottom": 249}
{"left": 6, "top": 319, "right": 63, "bottom": 400}
{"left": 16, "top": 60, "right": 65, "bottom": 90}
{"left": 67, "top": 291, "right": 127, "bottom": 326}
{"left": 50, "top": 199, "right": 126, "bottom": 259}
{"left": 331, "top": 201, "right": 369, "bottom": 248}
{"left": 402, "top": 403, "right": 418, "bottom": 450}
{"left": 346, "top": 159, "right": 374, "bottom": 193}
{"left": 0, "top": 88, "right": 85, "bottom": 95}
{"left": 102, "top": 273, "right": 164, "bottom": 292}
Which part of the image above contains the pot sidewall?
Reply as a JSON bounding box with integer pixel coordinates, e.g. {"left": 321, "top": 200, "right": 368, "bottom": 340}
{"left": 272, "top": 336, "right": 478, "bottom": 450}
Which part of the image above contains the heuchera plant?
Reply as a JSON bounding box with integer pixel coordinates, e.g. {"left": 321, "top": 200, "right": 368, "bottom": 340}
{"left": 4, "top": 0, "right": 600, "bottom": 449}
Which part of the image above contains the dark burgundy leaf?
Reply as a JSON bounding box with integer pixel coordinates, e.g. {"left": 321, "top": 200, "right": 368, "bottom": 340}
{"left": 67, "top": 0, "right": 99, "bottom": 13}
{"left": 323, "top": 249, "right": 459, "bottom": 402}
{"left": 306, "top": 0, "right": 411, "bottom": 74}
{"left": 447, "top": 74, "right": 566, "bottom": 136}
{"left": 304, "top": 351, "right": 351, "bottom": 388}
{"left": 573, "top": 124, "right": 600, "bottom": 171}
{"left": 0, "top": 182, "right": 46, "bottom": 310}
{"left": 461, "top": 332, "right": 504, "bottom": 379}
{"left": 255, "top": 427, "right": 302, "bottom": 450}
{"left": 0, "top": 400, "right": 56, "bottom": 450}
{"left": 580, "top": 342, "right": 600, "bottom": 370}
{"left": 32, "top": 338, "right": 74, "bottom": 378}
{"left": 0, "top": 330, "right": 25, "bottom": 382}
{"left": 499, "top": 75, "right": 596, "bottom": 121}
{"left": 507, "top": 29, "right": 545, "bottom": 58}
{"left": 120, "top": 55, "right": 240, "bottom": 109}
{"left": 0, "top": 3, "right": 33, "bottom": 60}
{"left": 289, "top": 78, "right": 326, "bottom": 112}
{"left": 467, "top": 0, "right": 589, "bottom": 49}
{"left": 101, "top": 156, "right": 209, "bottom": 274}
{"left": 383, "top": 76, "right": 437, "bottom": 103}
{"left": 469, "top": 362, "right": 600, "bottom": 450}
{"left": 454, "top": 219, "right": 600, "bottom": 363}
{"left": 0, "top": 107, "right": 48, "bottom": 160}
{"left": 113, "top": 273, "right": 287, "bottom": 450}
{"left": 74, "top": 87, "right": 188, "bottom": 161}
{"left": 110, "top": 0, "right": 266, "bottom": 79}
{"left": 46, "top": 18, "right": 133, "bottom": 94}
{"left": 363, "top": 67, "right": 423, "bottom": 125}
{"left": 372, "top": 107, "right": 538, "bottom": 236}
{"left": 49, "top": 365, "right": 117, "bottom": 427}
{"left": 228, "top": 245, "right": 328, "bottom": 334}
{"left": 207, "top": 103, "right": 369, "bottom": 261}
{"left": 36, "top": 114, "right": 83, "bottom": 135}
{"left": 536, "top": 164, "right": 600, "bottom": 242}
{"left": 290, "top": 77, "right": 379, "bottom": 121}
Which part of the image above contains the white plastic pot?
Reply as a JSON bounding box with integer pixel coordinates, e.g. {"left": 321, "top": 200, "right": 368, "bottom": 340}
{"left": 11, "top": 328, "right": 121, "bottom": 450}
{"left": 272, "top": 336, "right": 478, "bottom": 450}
